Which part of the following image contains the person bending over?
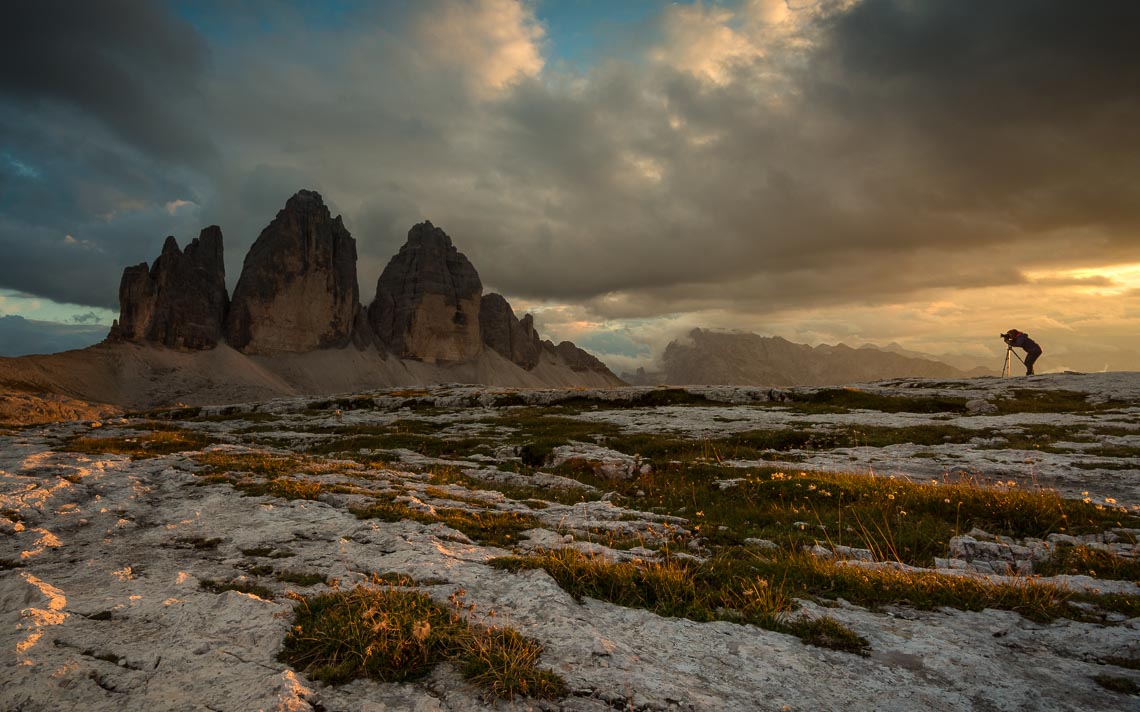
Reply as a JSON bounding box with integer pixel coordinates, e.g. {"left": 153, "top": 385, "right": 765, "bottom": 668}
{"left": 1002, "top": 329, "right": 1042, "bottom": 376}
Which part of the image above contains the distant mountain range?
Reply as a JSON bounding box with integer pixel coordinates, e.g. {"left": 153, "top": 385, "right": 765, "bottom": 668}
{"left": 621, "top": 329, "right": 994, "bottom": 386}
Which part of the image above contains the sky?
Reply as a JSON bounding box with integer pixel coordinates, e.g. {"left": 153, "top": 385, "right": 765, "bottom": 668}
{"left": 2, "top": 0, "right": 1139, "bottom": 374}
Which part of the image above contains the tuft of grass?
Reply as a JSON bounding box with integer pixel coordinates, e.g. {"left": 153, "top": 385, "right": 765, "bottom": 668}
{"left": 352, "top": 499, "right": 539, "bottom": 547}
{"left": 459, "top": 626, "right": 569, "bottom": 699}
{"left": 200, "top": 578, "right": 275, "bottom": 599}
{"left": 1034, "top": 544, "right": 1140, "bottom": 581}
{"left": 368, "top": 571, "right": 444, "bottom": 587}
{"left": 194, "top": 451, "right": 347, "bottom": 501}
{"left": 489, "top": 548, "right": 868, "bottom": 654}
{"left": 772, "top": 388, "right": 969, "bottom": 415}
{"left": 64, "top": 428, "right": 215, "bottom": 458}
{"left": 276, "top": 570, "right": 328, "bottom": 587}
{"left": 747, "top": 550, "right": 1101, "bottom": 623}
{"left": 235, "top": 477, "right": 323, "bottom": 501}
{"left": 195, "top": 451, "right": 319, "bottom": 477}
{"left": 279, "top": 585, "right": 566, "bottom": 700}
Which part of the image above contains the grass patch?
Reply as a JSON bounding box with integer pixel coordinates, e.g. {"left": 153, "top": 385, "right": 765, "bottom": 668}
{"left": 200, "top": 578, "right": 275, "bottom": 599}
{"left": 769, "top": 388, "right": 969, "bottom": 415}
{"left": 234, "top": 477, "right": 323, "bottom": 501}
{"left": 195, "top": 410, "right": 282, "bottom": 423}
{"left": 194, "top": 451, "right": 353, "bottom": 501}
{"left": 430, "top": 468, "right": 599, "bottom": 507}
{"left": 352, "top": 499, "right": 540, "bottom": 547}
{"left": 279, "top": 585, "right": 566, "bottom": 700}
{"left": 561, "top": 462, "right": 1137, "bottom": 567}
{"left": 425, "top": 486, "right": 491, "bottom": 507}
{"left": 490, "top": 548, "right": 868, "bottom": 654}
{"left": 991, "top": 389, "right": 1126, "bottom": 415}
{"left": 746, "top": 551, "right": 1095, "bottom": 622}
{"left": 495, "top": 546, "right": 1135, "bottom": 630}
{"left": 307, "top": 431, "right": 486, "bottom": 459}
{"left": 276, "top": 570, "right": 328, "bottom": 587}
{"left": 64, "top": 428, "right": 215, "bottom": 458}
{"left": 367, "top": 571, "right": 447, "bottom": 587}
{"left": 195, "top": 451, "right": 324, "bottom": 477}
{"left": 1034, "top": 544, "right": 1140, "bottom": 580}
{"left": 552, "top": 388, "right": 713, "bottom": 411}
{"left": 481, "top": 413, "right": 621, "bottom": 468}
{"left": 1070, "top": 461, "right": 1137, "bottom": 471}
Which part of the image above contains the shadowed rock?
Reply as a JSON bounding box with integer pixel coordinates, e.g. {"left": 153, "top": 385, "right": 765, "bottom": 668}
{"left": 480, "top": 293, "right": 542, "bottom": 370}
{"left": 368, "top": 221, "right": 483, "bottom": 363}
{"left": 550, "top": 339, "right": 612, "bottom": 373}
{"left": 108, "top": 226, "right": 228, "bottom": 350}
{"left": 225, "top": 190, "right": 359, "bottom": 354}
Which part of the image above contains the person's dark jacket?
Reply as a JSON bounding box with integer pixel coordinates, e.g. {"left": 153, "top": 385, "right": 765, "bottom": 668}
{"left": 1005, "top": 331, "right": 1041, "bottom": 354}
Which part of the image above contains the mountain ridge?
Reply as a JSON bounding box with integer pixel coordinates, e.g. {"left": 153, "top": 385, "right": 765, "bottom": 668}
{"left": 622, "top": 328, "right": 993, "bottom": 386}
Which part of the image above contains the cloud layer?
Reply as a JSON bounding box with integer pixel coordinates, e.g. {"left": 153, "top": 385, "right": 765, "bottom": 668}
{"left": 2, "top": 0, "right": 1138, "bottom": 370}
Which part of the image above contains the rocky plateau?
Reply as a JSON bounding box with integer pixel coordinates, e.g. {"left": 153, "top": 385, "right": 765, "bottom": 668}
{"left": 2, "top": 373, "right": 1138, "bottom": 711}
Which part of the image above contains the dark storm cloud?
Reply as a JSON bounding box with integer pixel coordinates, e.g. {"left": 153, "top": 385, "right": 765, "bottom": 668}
{"left": 4, "top": 0, "right": 1140, "bottom": 337}
{"left": 0, "top": 0, "right": 213, "bottom": 309}
{"left": 468, "top": 0, "right": 1140, "bottom": 314}
{"left": 808, "top": 0, "right": 1140, "bottom": 235}
{"left": 0, "top": 0, "right": 212, "bottom": 162}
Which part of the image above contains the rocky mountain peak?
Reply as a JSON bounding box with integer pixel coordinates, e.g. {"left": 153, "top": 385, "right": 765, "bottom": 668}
{"left": 368, "top": 221, "right": 483, "bottom": 363}
{"left": 224, "top": 190, "right": 361, "bottom": 354}
{"left": 100, "top": 189, "right": 619, "bottom": 384}
{"left": 284, "top": 188, "right": 324, "bottom": 210}
{"left": 405, "top": 220, "right": 454, "bottom": 250}
{"left": 479, "top": 293, "right": 541, "bottom": 370}
{"left": 107, "top": 226, "right": 229, "bottom": 350}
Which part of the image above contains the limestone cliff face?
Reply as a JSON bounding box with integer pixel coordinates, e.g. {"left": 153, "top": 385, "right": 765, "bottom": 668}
{"left": 102, "top": 190, "right": 621, "bottom": 385}
{"left": 109, "top": 226, "right": 228, "bottom": 350}
{"left": 225, "top": 190, "right": 359, "bottom": 354}
{"left": 368, "top": 221, "right": 483, "bottom": 363}
{"left": 479, "top": 293, "right": 542, "bottom": 370}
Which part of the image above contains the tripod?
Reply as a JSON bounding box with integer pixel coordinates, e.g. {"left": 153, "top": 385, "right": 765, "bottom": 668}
{"left": 1002, "top": 346, "right": 1025, "bottom": 377}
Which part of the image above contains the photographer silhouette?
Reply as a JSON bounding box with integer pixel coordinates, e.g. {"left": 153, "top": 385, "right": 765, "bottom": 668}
{"left": 1001, "top": 329, "right": 1042, "bottom": 376}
